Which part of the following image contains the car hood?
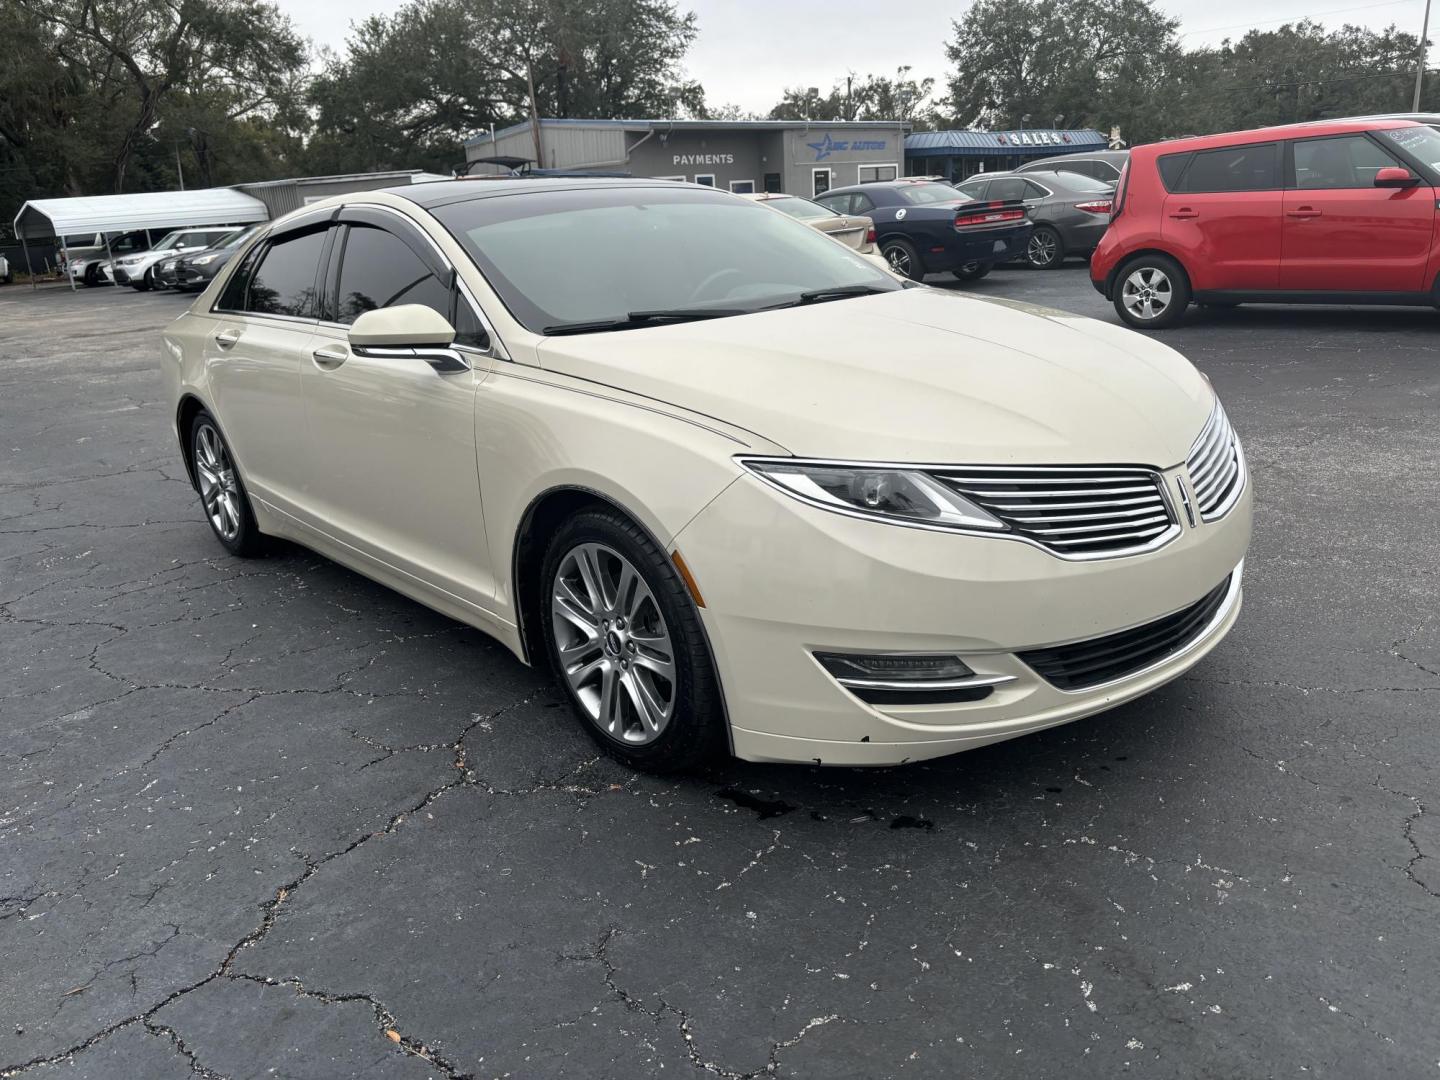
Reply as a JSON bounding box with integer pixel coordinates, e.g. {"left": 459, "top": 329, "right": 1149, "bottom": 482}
{"left": 535, "top": 288, "right": 1215, "bottom": 466}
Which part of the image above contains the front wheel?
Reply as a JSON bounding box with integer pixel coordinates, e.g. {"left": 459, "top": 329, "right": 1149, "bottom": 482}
{"left": 1113, "top": 254, "right": 1191, "bottom": 330}
{"left": 881, "top": 238, "right": 925, "bottom": 281}
{"left": 133, "top": 268, "right": 154, "bottom": 292}
{"left": 1025, "top": 226, "right": 1064, "bottom": 269}
{"left": 543, "top": 509, "right": 725, "bottom": 772}
{"left": 952, "top": 261, "right": 992, "bottom": 282}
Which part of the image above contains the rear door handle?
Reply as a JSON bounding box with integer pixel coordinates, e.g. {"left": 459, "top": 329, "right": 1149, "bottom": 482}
{"left": 1287, "top": 207, "right": 1322, "bottom": 218}
{"left": 1169, "top": 208, "right": 1199, "bottom": 219}
{"left": 214, "top": 328, "right": 240, "bottom": 349}
{"left": 312, "top": 344, "right": 348, "bottom": 369}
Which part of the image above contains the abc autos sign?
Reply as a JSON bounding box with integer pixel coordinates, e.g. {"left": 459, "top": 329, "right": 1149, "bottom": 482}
{"left": 806, "top": 133, "right": 888, "bottom": 161}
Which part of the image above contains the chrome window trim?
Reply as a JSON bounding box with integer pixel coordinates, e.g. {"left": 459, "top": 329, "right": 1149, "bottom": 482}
{"left": 737, "top": 455, "right": 1183, "bottom": 562}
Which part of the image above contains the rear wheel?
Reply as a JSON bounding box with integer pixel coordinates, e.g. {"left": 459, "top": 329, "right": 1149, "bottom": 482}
{"left": 1114, "top": 254, "right": 1190, "bottom": 330}
{"left": 881, "top": 238, "right": 925, "bottom": 281}
{"left": 1025, "top": 226, "right": 1064, "bottom": 269}
{"left": 952, "top": 261, "right": 992, "bottom": 282}
{"left": 543, "top": 509, "right": 725, "bottom": 772}
{"left": 190, "top": 412, "right": 264, "bottom": 557}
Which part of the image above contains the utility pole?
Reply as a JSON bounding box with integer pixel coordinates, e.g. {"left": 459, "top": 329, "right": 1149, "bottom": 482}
{"left": 527, "top": 59, "right": 545, "bottom": 169}
{"left": 1415, "top": 0, "right": 1432, "bottom": 111}
{"left": 175, "top": 143, "right": 185, "bottom": 190}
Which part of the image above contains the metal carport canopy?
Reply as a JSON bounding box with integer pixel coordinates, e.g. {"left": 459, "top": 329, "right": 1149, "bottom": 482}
{"left": 12, "top": 186, "right": 268, "bottom": 240}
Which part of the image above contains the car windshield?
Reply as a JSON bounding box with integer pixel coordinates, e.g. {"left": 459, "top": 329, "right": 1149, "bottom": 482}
{"left": 891, "top": 182, "right": 961, "bottom": 205}
{"left": 1380, "top": 124, "right": 1440, "bottom": 170}
{"left": 767, "top": 197, "right": 836, "bottom": 221}
{"left": 151, "top": 231, "right": 186, "bottom": 251}
{"left": 212, "top": 226, "right": 254, "bottom": 249}
{"left": 432, "top": 186, "right": 900, "bottom": 334}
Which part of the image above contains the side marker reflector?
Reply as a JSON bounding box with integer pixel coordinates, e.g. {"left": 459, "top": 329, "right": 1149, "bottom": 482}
{"left": 670, "top": 549, "right": 706, "bottom": 608}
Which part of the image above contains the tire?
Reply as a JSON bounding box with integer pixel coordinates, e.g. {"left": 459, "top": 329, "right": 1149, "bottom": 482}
{"left": 189, "top": 412, "right": 264, "bottom": 557}
{"left": 133, "top": 268, "right": 153, "bottom": 292}
{"left": 541, "top": 508, "right": 725, "bottom": 773}
{"left": 1025, "top": 225, "right": 1064, "bottom": 269}
{"left": 881, "top": 238, "right": 925, "bottom": 281}
{"left": 952, "top": 261, "right": 992, "bottom": 282}
{"left": 1113, "top": 253, "right": 1191, "bottom": 330}
{"left": 83, "top": 265, "right": 100, "bottom": 287}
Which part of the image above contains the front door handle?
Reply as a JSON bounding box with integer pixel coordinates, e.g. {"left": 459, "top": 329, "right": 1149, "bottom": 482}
{"left": 214, "top": 328, "right": 240, "bottom": 349}
{"left": 312, "top": 344, "right": 348, "bottom": 369}
{"left": 1169, "top": 208, "right": 1199, "bottom": 219}
{"left": 1287, "top": 207, "right": 1322, "bottom": 218}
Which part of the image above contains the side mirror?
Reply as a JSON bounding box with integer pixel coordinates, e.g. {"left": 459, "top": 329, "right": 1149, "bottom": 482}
{"left": 348, "top": 304, "right": 466, "bottom": 373}
{"left": 1375, "top": 167, "right": 1419, "bottom": 188}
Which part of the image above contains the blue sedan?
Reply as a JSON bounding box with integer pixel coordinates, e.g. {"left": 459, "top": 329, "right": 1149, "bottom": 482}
{"left": 816, "top": 179, "right": 1033, "bottom": 282}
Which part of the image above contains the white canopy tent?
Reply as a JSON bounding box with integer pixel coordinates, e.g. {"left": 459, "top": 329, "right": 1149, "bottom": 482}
{"left": 11, "top": 187, "right": 269, "bottom": 289}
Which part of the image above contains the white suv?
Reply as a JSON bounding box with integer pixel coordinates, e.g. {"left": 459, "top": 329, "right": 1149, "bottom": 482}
{"left": 110, "top": 228, "right": 239, "bottom": 291}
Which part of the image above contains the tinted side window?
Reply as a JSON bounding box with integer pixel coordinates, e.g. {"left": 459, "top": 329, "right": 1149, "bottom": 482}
{"left": 851, "top": 193, "right": 876, "bottom": 213}
{"left": 988, "top": 178, "right": 1029, "bottom": 201}
{"left": 335, "top": 225, "right": 450, "bottom": 324}
{"left": 452, "top": 295, "right": 490, "bottom": 351}
{"left": 217, "top": 241, "right": 265, "bottom": 311}
{"left": 245, "top": 229, "right": 327, "bottom": 318}
{"left": 1157, "top": 153, "right": 1192, "bottom": 191}
{"left": 815, "top": 194, "right": 849, "bottom": 214}
{"left": 957, "top": 180, "right": 989, "bottom": 200}
{"left": 1293, "top": 135, "right": 1400, "bottom": 189}
{"left": 1177, "top": 143, "right": 1280, "bottom": 193}
{"left": 1022, "top": 180, "right": 1051, "bottom": 199}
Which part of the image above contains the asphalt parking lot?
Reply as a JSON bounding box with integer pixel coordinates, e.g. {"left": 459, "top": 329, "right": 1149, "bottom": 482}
{"left": 3, "top": 270, "right": 1438, "bottom": 1080}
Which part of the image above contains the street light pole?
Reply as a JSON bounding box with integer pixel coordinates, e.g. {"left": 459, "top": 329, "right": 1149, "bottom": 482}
{"left": 1414, "top": 0, "right": 1432, "bottom": 111}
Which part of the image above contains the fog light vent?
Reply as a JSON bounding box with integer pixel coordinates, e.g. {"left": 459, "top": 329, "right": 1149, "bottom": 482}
{"left": 813, "top": 652, "right": 1012, "bottom": 706}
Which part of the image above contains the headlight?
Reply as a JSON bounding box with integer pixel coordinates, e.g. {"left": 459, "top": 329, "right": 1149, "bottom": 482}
{"left": 190, "top": 254, "right": 218, "bottom": 265}
{"left": 740, "top": 458, "right": 1005, "bottom": 531}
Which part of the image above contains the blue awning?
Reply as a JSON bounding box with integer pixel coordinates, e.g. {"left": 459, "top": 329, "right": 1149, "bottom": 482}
{"left": 905, "top": 129, "right": 1108, "bottom": 158}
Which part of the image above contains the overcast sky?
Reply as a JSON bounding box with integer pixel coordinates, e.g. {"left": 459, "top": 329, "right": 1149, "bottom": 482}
{"left": 285, "top": 0, "right": 1430, "bottom": 115}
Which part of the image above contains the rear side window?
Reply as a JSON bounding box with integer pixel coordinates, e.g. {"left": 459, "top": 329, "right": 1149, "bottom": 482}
{"left": 1157, "top": 153, "right": 1192, "bottom": 191}
{"left": 957, "top": 180, "right": 989, "bottom": 200}
{"left": 245, "top": 229, "right": 327, "bottom": 318}
{"left": 987, "top": 178, "right": 1030, "bottom": 201}
{"left": 333, "top": 225, "right": 450, "bottom": 325}
{"left": 1174, "top": 143, "right": 1280, "bottom": 193}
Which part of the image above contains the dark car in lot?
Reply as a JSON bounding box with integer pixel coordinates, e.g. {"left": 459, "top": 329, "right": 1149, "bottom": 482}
{"left": 815, "top": 179, "right": 1032, "bottom": 282}
{"left": 157, "top": 225, "right": 263, "bottom": 290}
{"left": 955, "top": 170, "right": 1114, "bottom": 269}
{"left": 1015, "top": 149, "right": 1130, "bottom": 184}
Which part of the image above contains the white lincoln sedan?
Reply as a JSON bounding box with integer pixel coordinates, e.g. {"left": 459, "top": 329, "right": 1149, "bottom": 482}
{"left": 162, "top": 178, "right": 1251, "bottom": 771}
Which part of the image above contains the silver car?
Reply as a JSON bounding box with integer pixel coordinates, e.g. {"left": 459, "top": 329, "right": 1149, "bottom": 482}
{"left": 955, "top": 170, "right": 1115, "bottom": 270}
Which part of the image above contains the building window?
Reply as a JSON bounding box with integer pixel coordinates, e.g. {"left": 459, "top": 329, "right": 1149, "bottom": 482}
{"left": 859, "top": 164, "right": 898, "bottom": 183}
{"left": 812, "top": 168, "right": 832, "bottom": 196}
{"left": 693, "top": 174, "right": 716, "bottom": 187}
{"left": 728, "top": 179, "right": 755, "bottom": 194}
{"left": 763, "top": 173, "right": 781, "bottom": 193}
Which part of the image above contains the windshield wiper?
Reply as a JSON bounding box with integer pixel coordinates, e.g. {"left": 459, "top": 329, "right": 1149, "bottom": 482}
{"left": 542, "top": 308, "right": 749, "bottom": 336}
{"left": 779, "top": 284, "right": 892, "bottom": 308}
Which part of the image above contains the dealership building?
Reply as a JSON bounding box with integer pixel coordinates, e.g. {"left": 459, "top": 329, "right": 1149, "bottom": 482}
{"left": 465, "top": 119, "right": 1113, "bottom": 194}
{"left": 904, "top": 128, "right": 1112, "bottom": 180}
{"left": 465, "top": 119, "right": 909, "bottom": 197}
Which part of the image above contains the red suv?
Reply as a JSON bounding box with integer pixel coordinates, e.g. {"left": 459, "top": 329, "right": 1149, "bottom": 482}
{"left": 1091, "top": 119, "right": 1440, "bottom": 328}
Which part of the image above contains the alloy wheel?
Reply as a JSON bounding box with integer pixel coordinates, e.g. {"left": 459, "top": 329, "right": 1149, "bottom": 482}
{"left": 194, "top": 422, "right": 242, "bottom": 543}
{"left": 550, "top": 542, "right": 677, "bottom": 745}
{"left": 884, "top": 245, "right": 912, "bottom": 276}
{"left": 1121, "top": 266, "right": 1172, "bottom": 321}
{"left": 1027, "top": 231, "right": 1058, "bottom": 268}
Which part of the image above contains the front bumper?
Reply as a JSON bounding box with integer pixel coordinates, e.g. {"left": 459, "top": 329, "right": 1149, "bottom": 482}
{"left": 672, "top": 470, "right": 1252, "bottom": 766}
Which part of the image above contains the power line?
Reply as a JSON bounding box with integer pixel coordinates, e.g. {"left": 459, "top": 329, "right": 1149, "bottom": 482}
{"left": 1180, "top": 0, "right": 1417, "bottom": 38}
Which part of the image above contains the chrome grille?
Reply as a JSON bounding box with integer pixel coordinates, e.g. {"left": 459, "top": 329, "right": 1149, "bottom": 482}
{"left": 1186, "top": 404, "right": 1243, "bottom": 520}
{"left": 932, "top": 465, "right": 1178, "bottom": 558}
